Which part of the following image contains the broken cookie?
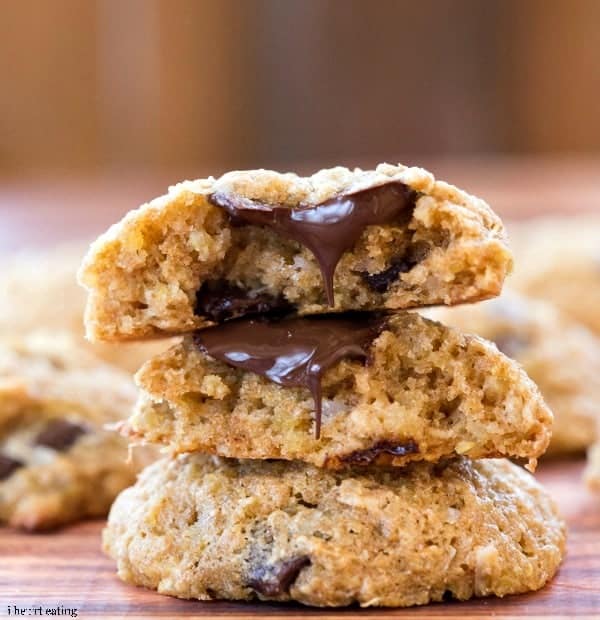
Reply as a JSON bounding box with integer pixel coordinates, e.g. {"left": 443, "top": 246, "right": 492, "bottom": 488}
{"left": 79, "top": 163, "right": 512, "bottom": 340}
{"left": 127, "top": 312, "right": 551, "bottom": 469}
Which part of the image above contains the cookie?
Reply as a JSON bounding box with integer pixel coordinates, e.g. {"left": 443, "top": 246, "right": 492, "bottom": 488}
{"left": 585, "top": 441, "right": 600, "bottom": 492}
{"left": 127, "top": 311, "right": 551, "bottom": 469}
{"left": 103, "top": 454, "right": 565, "bottom": 607}
{"left": 0, "top": 244, "right": 170, "bottom": 372}
{"left": 78, "top": 163, "right": 512, "bottom": 341}
{"left": 0, "top": 331, "right": 147, "bottom": 530}
{"left": 509, "top": 215, "right": 600, "bottom": 335}
{"left": 425, "top": 293, "right": 600, "bottom": 454}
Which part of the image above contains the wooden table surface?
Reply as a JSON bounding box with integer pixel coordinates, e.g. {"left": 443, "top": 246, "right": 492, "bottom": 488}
{"left": 1, "top": 158, "right": 600, "bottom": 618}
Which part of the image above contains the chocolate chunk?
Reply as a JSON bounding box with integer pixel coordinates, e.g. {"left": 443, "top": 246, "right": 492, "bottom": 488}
{"left": 0, "top": 454, "right": 24, "bottom": 481}
{"left": 342, "top": 440, "right": 419, "bottom": 465}
{"left": 361, "top": 258, "right": 416, "bottom": 293}
{"left": 362, "top": 241, "right": 430, "bottom": 293}
{"left": 34, "top": 419, "right": 86, "bottom": 451}
{"left": 195, "top": 281, "right": 293, "bottom": 322}
{"left": 248, "top": 556, "right": 311, "bottom": 597}
{"left": 193, "top": 313, "right": 387, "bottom": 439}
{"left": 209, "top": 182, "right": 416, "bottom": 305}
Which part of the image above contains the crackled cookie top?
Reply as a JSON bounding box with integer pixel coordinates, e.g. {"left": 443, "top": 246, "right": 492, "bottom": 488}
{"left": 0, "top": 331, "right": 149, "bottom": 530}
{"left": 78, "top": 163, "right": 512, "bottom": 340}
{"left": 103, "top": 454, "right": 565, "bottom": 608}
{"left": 128, "top": 311, "right": 551, "bottom": 469}
{"left": 426, "top": 292, "right": 600, "bottom": 455}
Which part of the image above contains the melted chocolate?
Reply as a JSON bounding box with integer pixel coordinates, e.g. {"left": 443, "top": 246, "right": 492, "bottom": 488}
{"left": 195, "top": 281, "right": 293, "bottom": 322}
{"left": 248, "top": 556, "right": 311, "bottom": 597}
{"left": 209, "top": 182, "right": 416, "bottom": 305}
{"left": 193, "top": 314, "right": 386, "bottom": 438}
{"left": 342, "top": 440, "right": 419, "bottom": 465}
{"left": 34, "top": 420, "right": 86, "bottom": 451}
{"left": 0, "top": 454, "right": 24, "bottom": 481}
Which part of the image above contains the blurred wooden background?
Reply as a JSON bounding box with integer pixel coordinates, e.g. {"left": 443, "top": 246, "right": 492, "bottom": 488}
{"left": 1, "top": 0, "right": 600, "bottom": 177}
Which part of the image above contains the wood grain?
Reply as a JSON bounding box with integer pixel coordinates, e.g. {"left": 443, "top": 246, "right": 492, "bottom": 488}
{"left": 1, "top": 460, "right": 599, "bottom": 619}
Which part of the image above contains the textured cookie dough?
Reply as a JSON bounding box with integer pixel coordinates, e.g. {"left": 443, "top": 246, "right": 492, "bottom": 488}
{"left": 79, "top": 163, "right": 512, "bottom": 341}
{"left": 128, "top": 312, "right": 551, "bottom": 469}
{"left": 509, "top": 215, "right": 600, "bottom": 335}
{"left": 0, "top": 244, "right": 170, "bottom": 372}
{"left": 103, "top": 454, "right": 565, "bottom": 608}
{"left": 426, "top": 293, "right": 600, "bottom": 454}
{"left": 0, "top": 331, "right": 149, "bottom": 530}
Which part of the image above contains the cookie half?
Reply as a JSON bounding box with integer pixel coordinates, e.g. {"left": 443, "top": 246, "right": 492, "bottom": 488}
{"left": 0, "top": 332, "right": 148, "bottom": 530}
{"left": 426, "top": 292, "right": 600, "bottom": 454}
{"left": 103, "top": 454, "right": 565, "bottom": 608}
{"left": 79, "top": 163, "right": 512, "bottom": 340}
{"left": 128, "top": 312, "right": 551, "bottom": 469}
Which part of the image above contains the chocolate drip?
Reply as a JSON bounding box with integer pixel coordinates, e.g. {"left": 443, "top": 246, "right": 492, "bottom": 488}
{"left": 193, "top": 314, "right": 386, "bottom": 438}
{"left": 0, "top": 454, "right": 24, "bottom": 481}
{"left": 34, "top": 419, "right": 86, "bottom": 451}
{"left": 209, "top": 182, "right": 416, "bottom": 305}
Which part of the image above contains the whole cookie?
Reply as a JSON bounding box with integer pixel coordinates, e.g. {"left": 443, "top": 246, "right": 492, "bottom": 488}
{"left": 0, "top": 331, "right": 150, "bottom": 530}
{"left": 585, "top": 441, "right": 600, "bottom": 493}
{"left": 103, "top": 454, "right": 565, "bottom": 608}
{"left": 128, "top": 311, "right": 551, "bottom": 469}
{"left": 79, "top": 163, "right": 512, "bottom": 340}
{"left": 426, "top": 292, "right": 600, "bottom": 454}
{"left": 509, "top": 215, "right": 600, "bottom": 335}
{"left": 0, "top": 244, "right": 170, "bottom": 372}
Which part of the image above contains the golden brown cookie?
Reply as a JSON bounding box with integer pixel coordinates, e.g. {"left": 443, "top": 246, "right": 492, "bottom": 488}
{"left": 128, "top": 312, "right": 551, "bottom": 469}
{"left": 79, "top": 163, "right": 512, "bottom": 341}
{"left": 0, "top": 331, "right": 149, "bottom": 530}
{"left": 509, "top": 215, "right": 600, "bottom": 335}
{"left": 103, "top": 454, "right": 565, "bottom": 608}
{"left": 585, "top": 441, "right": 600, "bottom": 493}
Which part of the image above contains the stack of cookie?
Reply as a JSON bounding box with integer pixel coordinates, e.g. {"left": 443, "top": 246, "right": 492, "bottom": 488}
{"left": 79, "top": 164, "right": 565, "bottom": 608}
